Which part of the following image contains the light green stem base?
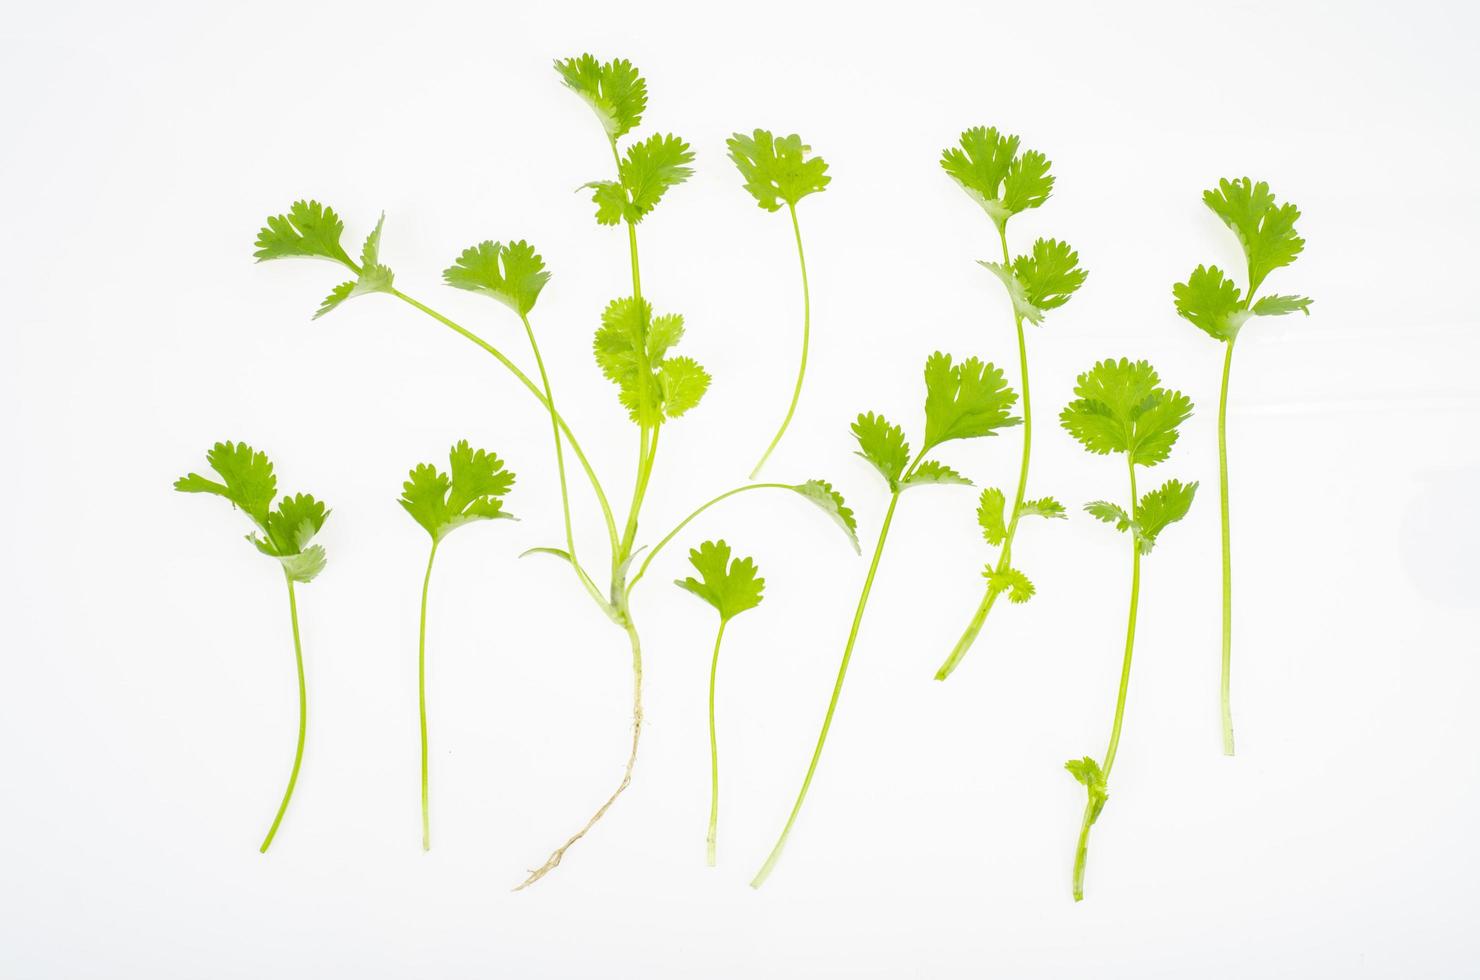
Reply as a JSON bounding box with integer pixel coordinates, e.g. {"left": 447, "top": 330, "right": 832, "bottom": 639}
{"left": 1218, "top": 340, "right": 1236, "bottom": 756}
{"left": 706, "top": 620, "right": 726, "bottom": 867}
{"left": 418, "top": 541, "right": 438, "bottom": 851}
{"left": 260, "top": 575, "right": 307, "bottom": 853}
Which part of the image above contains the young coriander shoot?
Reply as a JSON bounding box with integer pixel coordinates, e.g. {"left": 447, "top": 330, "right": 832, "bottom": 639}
{"left": 674, "top": 540, "right": 765, "bottom": 866}
{"left": 1059, "top": 358, "right": 1197, "bottom": 901}
{"left": 254, "top": 55, "right": 861, "bottom": 888}
{"left": 934, "top": 126, "right": 1087, "bottom": 681}
{"left": 726, "top": 129, "right": 830, "bottom": 478}
{"left": 173, "top": 441, "right": 330, "bottom": 853}
{"left": 398, "top": 441, "right": 516, "bottom": 851}
{"left": 1172, "top": 178, "right": 1310, "bottom": 756}
{"left": 751, "top": 352, "right": 1020, "bottom": 887}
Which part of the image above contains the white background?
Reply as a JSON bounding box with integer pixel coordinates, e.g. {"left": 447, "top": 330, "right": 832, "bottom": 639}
{"left": 3, "top": 1, "right": 1477, "bottom": 976}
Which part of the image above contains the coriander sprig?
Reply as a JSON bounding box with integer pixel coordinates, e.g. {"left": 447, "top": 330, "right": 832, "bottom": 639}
{"left": 174, "top": 441, "right": 330, "bottom": 852}
{"left": 934, "top": 127, "right": 1087, "bottom": 681}
{"left": 751, "top": 352, "right": 1019, "bottom": 887}
{"left": 1172, "top": 178, "right": 1310, "bottom": 755}
{"left": 674, "top": 540, "right": 765, "bottom": 865}
{"left": 1058, "top": 359, "right": 1197, "bottom": 901}
{"left": 727, "top": 129, "right": 830, "bottom": 477}
{"left": 398, "top": 441, "right": 516, "bottom": 850}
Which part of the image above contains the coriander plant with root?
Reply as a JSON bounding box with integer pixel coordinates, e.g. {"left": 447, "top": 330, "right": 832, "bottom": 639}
{"left": 1059, "top": 358, "right": 1197, "bottom": 901}
{"left": 398, "top": 441, "right": 516, "bottom": 851}
{"left": 253, "top": 54, "right": 857, "bottom": 888}
{"left": 674, "top": 540, "right": 765, "bottom": 866}
{"left": 934, "top": 126, "right": 1088, "bottom": 681}
{"left": 751, "top": 352, "right": 1019, "bottom": 887}
{"left": 1172, "top": 178, "right": 1310, "bottom": 756}
{"left": 174, "top": 441, "right": 330, "bottom": 853}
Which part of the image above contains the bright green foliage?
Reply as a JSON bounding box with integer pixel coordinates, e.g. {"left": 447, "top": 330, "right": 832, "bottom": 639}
{"left": 980, "top": 238, "right": 1088, "bottom": 325}
{"left": 985, "top": 566, "right": 1035, "bottom": 603}
{"left": 399, "top": 440, "right": 516, "bottom": 543}
{"left": 254, "top": 202, "right": 395, "bottom": 319}
{"left": 1252, "top": 294, "right": 1313, "bottom": 317}
{"left": 852, "top": 412, "right": 911, "bottom": 491}
{"left": 443, "top": 240, "right": 551, "bottom": 316}
{"left": 1203, "top": 177, "right": 1305, "bottom": 294}
{"left": 1173, "top": 264, "right": 1310, "bottom": 341}
{"left": 792, "top": 480, "right": 860, "bottom": 554}
{"left": 1085, "top": 500, "right": 1133, "bottom": 531}
{"left": 554, "top": 54, "right": 647, "bottom": 139}
{"left": 727, "top": 130, "right": 830, "bottom": 211}
{"left": 922, "top": 352, "right": 1021, "bottom": 450}
{"left": 593, "top": 296, "right": 710, "bottom": 424}
{"left": 175, "top": 441, "right": 331, "bottom": 583}
{"left": 1019, "top": 497, "right": 1067, "bottom": 519}
{"left": 675, "top": 540, "right": 766, "bottom": 622}
{"left": 977, "top": 487, "right": 1008, "bottom": 545}
{"left": 904, "top": 460, "right": 971, "bottom": 488}
{"left": 940, "top": 126, "right": 1054, "bottom": 229}
{"left": 1085, "top": 480, "right": 1198, "bottom": 555}
{"left": 1059, "top": 358, "right": 1193, "bottom": 466}
{"left": 586, "top": 133, "right": 695, "bottom": 226}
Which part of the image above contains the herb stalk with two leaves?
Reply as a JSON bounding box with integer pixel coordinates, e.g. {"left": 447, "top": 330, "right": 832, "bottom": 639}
{"left": 751, "top": 352, "right": 1019, "bottom": 887}
{"left": 174, "top": 441, "right": 330, "bottom": 852}
{"left": 1059, "top": 359, "right": 1197, "bottom": 901}
{"left": 934, "top": 127, "right": 1087, "bottom": 680}
{"left": 1172, "top": 178, "right": 1310, "bottom": 755}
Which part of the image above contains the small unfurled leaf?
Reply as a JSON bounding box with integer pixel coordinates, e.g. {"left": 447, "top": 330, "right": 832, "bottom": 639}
{"left": 1173, "top": 264, "right": 1245, "bottom": 341}
{"left": 922, "top": 352, "right": 1020, "bottom": 450}
{"left": 940, "top": 126, "right": 1053, "bottom": 228}
{"left": 1059, "top": 358, "right": 1193, "bottom": 466}
{"left": 675, "top": 540, "right": 765, "bottom": 622}
{"left": 276, "top": 545, "right": 327, "bottom": 584}
{"left": 789, "top": 480, "right": 861, "bottom": 554}
{"left": 1134, "top": 479, "right": 1198, "bottom": 555}
{"left": 588, "top": 134, "right": 695, "bottom": 225}
{"left": 254, "top": 200, "right": 355, "bottom": 267}
{"left": 316, "top": 262, "right": 394, "bottom": 319}
{"left": 399, "top": 441, "right": 516, "bottom": 542}
{"left": 1085, "top": 500, "right": 1133, "bottom": 532}
{"left": 1019, "top": 496, "right": 1067, "bottom": 520}
{"left": 852, "top": 412, "right": 910, "bottom": 491}
{"left": 981, "top": 238, "right": 1085, "bottom": 326}
{"left": 903, "top": 460, "right": 972, "bottom": 489}
{"left": 594, "top": 297, "right": 706, "bottom": 424}
{"left": 1251, "top": 294, "right": 1313, "bottom": 317}
{"left": 175, "top": 440, "right": 277, "bottom": 526}
{"left": 977, "top": 487, "right": 1008, "bottom": 545}
{"left": 727, "top": 129, "right": 830, "bottom": 212}
{"left": 1203, "top": 177, "right": 1305, "bottom": 293}
{"left": 554, "top": 54, "right": 647, "bottom": 139}
{"left": 443, "top": 240, "right": 551, "bottom": 316}
{"left": 1065, "top": 756, "right": 1108, "bottom": 821}
{"left": 984, "top": 566, "right": 1034, "bottom": 603}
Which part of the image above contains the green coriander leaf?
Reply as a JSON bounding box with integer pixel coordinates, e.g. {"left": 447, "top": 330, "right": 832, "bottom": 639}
{"left": 1001, "top": 150, "right": 1053, "bottom": 214}
{"left": 903, "top": 460, "right": 972, "bottom": 489}
{"left": 985, "top": 566, "right": 1035, "bottom": 603}
{"left": 315, "top": 262, "right": 394, "bottom": 319}
{"left": 521, "top": 546, "right": 573, "bottom": 562}
{"left": 789, "top": 480, "right": 861, "bottom": 554}
{"left": 255, "top": 200, "right": 355, "bottom": 267}
{"left": 554, "top": 54, "right": 647, "bottom": 140}
{"left": 175, "top": 440, "right": 277, "bottom": 526}
{"left": 1172, "top": 264, "right": 1245, "bottom": 341}
{"left": 399, "top": 464, "right": 453, "bottom": 539}
{"left": 588, "top": 134, "right": 695, "bottom": 225}
{"left": 1020, "top": 496, "right": 1067, "bottom": 519}
{"left": 1013, "top": 238, "right": 1087, "bottom": 314}
{"left": 922, "top": 352, "right": 1020, "bottom": 450}
{"left": 586, "top": 181, "right": 629, "bottom": 226}
{"left": 361, "top": 212, "right": 385, "bottom": 268}
{"left": 977, "top": 487, "right": 1008, "bottom": 545}
{"left": 399, "top": 441, "right": 516, "bottom": 542}
{"left": 1203, "top": 177, "right": 1305, "bottom": 293}
{"left": 1059, "top": 358, "right": 1193, "bottom": 466}
{"left": 443, "top": 240, "right": 551, "bottom": 316}
{"left": 1085, "top": 500, "right": 1133, "bottom": 532}
{"left": 675, "top": 539, "right": 765, "bottom": 622}
{"left": 1251, "top": 294, "right": 1313, "bottom": 317}
{"left": 940, "top": 127, "right": 1052, "bottom": 228}
{"left": 647, "top": 313, "right": 685, "bottom": 360}
{"left": 263, "top": 493, "right": 329, "bottom": 556}
{"left": 593, "top": 297, "right": 704, "bottom": 424}
{"left": 659, "top": 355, "right": 710, "bottom": 418}
{"left": 727, "top": 129, "right": 830, "bottom": 212}
{"left": 852, "top": 412, "right": 910, "bottom": 491}
{"left": 1134, "top": 479, "right": 1198, "bottom": 555}
{"left": 447, "top": 439, "right": 515, "bottom": 509}
{"left": 276, "top": 544, "right": 327, "bottom": 584}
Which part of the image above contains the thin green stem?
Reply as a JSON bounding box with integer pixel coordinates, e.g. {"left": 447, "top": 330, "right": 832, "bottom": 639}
{"left": 1072, "top": 458, "right": 1142, "bottom": 901}
{"left": 706, "top": 618, "right": 727, "bottom": 867}
{"left": 626, "top": 483, "right": 794, "bottom": 593}
{"left": 389, "top": 288, "right": 620, "bottom": 558}
{"left": 935, "top": 225, "right": 1032, "bottom": 680}
{"left": 752, "top": 478, "right": 911, "bottom": 888}
{"left": 1218, "top": 340, "right": 1236, "bottom": 756}
{"left": 260, "top": 574, "right": 307, "bottom": 853}
{"left": 417, "top": 540, "right": 438, "bottom": 851}
{"left": 749, "top": 203, "right": 811, "bottom": 479}
{"left": 516, "top": 617, "right": 645, "bottom": 890}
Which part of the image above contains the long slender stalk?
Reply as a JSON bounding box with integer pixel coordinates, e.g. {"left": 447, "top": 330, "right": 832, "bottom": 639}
{"left": 706, "top": 619, "right": 727, "bottom": 866}
{"left": 935, "top": 226, "right": 1032, "bottom": 680}
{"left": 260, "top": 574, "right": 307, "bottom": 853}
{"left": 1218, "top": 340, "right": 1236, "bottom": 756}
{"left": 417, "top": 541, "right": 439, "bottom": 851}
{"left": 1071, "top": 459, "right": 1141, "bottom": 901}
{"left": 749, "top": 203, "right": 811, "bottom": 478}
{"left": 516, "top": 618, "right": 645, "bottom": 890}
{"left": 752, "top": 485, "right": 907, "bottom": 888}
